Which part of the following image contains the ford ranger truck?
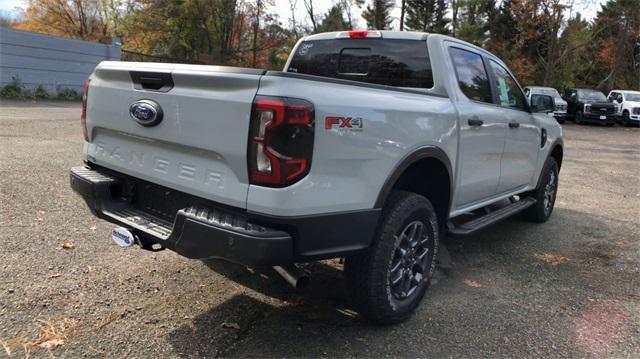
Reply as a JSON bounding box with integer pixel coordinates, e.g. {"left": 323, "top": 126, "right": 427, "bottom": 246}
{"left": 70, "top": 31, "right": 563, "bottom": 324}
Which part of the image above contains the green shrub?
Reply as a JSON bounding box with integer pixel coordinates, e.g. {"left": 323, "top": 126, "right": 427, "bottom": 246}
{"left": 0, "top": 76, "right": 24, "bottom": 98}
{"left": 56, "top": 88, "right": 80, "bottom": 101}
{"left": 33, "top": 85, "right": 50, "bottom": 99}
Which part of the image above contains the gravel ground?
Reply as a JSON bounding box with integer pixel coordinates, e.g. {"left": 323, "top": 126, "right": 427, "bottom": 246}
{"left": 1, "top": 100, "right": 638, "bottom": 358}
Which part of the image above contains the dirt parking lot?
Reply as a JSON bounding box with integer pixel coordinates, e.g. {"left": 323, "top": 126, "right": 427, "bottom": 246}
{"left": 0, "top": 100, "right": 638, "bottom": 358}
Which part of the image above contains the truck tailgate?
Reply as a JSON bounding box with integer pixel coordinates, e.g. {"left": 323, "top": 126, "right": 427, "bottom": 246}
{"left": 85, "top": 61, "right": 264, "bottom": 209}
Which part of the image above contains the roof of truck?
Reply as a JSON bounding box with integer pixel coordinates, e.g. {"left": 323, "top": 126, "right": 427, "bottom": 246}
{"left": 611, "top": 89, "right": 640, "bottom": 94}
{"left": 304, "top": 30, "right": 429, "bottom": 41}
{"left": 301, "top": 31, "right": 500, "bottom": 64}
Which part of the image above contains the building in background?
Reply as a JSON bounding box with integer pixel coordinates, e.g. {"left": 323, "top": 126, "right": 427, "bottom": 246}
{"left": 0, "top": 27, "right": 120, "bottom": 94}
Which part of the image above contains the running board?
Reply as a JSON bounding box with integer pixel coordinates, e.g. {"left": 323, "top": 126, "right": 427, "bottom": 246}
{"left": 447, "top": 197, "right": 537, "bottom": 237}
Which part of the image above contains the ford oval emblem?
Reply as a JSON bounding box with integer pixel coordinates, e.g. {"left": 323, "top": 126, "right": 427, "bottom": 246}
{"left": 129, "top": 99, "right": 163, "bottom": 127}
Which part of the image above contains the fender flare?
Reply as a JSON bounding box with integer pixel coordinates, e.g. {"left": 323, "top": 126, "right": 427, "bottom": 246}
{"left": 374, "top": 146, "right": 453, "bottom": 209}
{"left": 550, "top": 137, "right": 564, "bottom": 163}
{"left": 534, "top": 138, "right": 564, "bottom": 190}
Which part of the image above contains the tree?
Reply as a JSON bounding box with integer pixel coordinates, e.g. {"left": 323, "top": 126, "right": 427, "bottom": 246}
{"left": 590, "top": 0, "right": 640, "bottom": 90}
{"left": 303, "top": 0, "right": 318, "bottom": 33}
{"left": 0, "top": 11, "right": 14, "bottom": 27}
{"left": 400, "top": 0, "right": 406, "bottom": 30}
{"left": 452, "top": 0, "right": 491, "bottom": 45}
{"left": 288, "top": 0, "right": 299, "bottom": 36}
{"left": 362, "top": 0, "right": 394, "bottom": 30}
{"left": 15, "top": 0, "right": 123, "bottom": 42}
{"left": 318, "top": 4, "right": 350, "bottom": 32}
{"left": 339, "top": 0, "right": 364, "bottom": 29}
{"left": 404, "top": 0, "right": 449, "bottom": 33}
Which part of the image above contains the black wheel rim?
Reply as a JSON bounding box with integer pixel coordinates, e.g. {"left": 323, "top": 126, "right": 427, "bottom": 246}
{"left": 543, "top": 168, "right": 557, "bottom": 216}
{"left": 389, "top": 220, "right": 432, "bottom": 300}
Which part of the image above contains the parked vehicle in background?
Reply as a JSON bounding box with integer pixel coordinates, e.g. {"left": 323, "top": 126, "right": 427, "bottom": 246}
{"left": 524, "top": 86, "right": 567, "bottom": 123}
{"left": 563, "top": 88, "right": 617, "bottom": 126}
{"left": 70, "top": 31, "right": 564, "bottom": 324}
{"left": 607, "top": 90, "right": 640, "bottom": 126}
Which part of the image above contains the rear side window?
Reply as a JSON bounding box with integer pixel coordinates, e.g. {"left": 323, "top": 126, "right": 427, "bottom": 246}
{"left": 287, "top": 39, "right": 434, "bottom": 89}
{"left": 449, "top": 47, "right": 493, "bottom": 104}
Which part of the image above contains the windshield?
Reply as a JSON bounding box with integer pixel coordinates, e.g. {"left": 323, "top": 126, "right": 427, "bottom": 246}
{"left": 532, "top": 88, "right": 562, "bottom": 99}
{"left": 578, "top": 90, "right": 606, "bottom": 101}
{"left": 624, "top": 92, "right": 640, "bottom": 102}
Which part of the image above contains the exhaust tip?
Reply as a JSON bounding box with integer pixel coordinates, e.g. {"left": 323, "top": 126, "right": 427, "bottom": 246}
{"left": 273, "top": 265, "right": 309, "bottom": 289}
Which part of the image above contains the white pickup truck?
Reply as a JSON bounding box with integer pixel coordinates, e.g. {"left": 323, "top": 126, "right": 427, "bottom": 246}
{"left": 70, "top": 31, "right": 563, "bottom": 324}
{"left": 608, "top": 89, "right": 640, "bottom": 126}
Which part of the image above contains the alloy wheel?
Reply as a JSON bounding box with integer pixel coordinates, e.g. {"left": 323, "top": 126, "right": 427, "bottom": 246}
{"left": 543, "top": 169, "right": 557, "bottom": 216}
{"left": 389, "top": 220, "right": 433, "bottom": 300}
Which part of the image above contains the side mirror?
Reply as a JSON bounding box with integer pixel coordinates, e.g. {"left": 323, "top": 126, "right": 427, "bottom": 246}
{"left": 617, "top": 98, "right": 623, "bottom": 104}
{"left": 531, "top": 94, "right": 554, "bottom": 113}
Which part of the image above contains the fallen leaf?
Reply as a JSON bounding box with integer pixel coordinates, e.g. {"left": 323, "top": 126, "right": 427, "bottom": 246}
{"left": 62, "top": 242, "right": 74, "bottom": 249}
{"left": 464, "top": 279, "right": 482, "bottom": 288}
{"left": 221, "top": 322, "right": 240, "bottom": 330}
{"left": 39, "top": 338, "right": 64, "bottom": 350}
{"left": 534, "top": 253, "right": 570, "bottom": 266}
{"left": 50, "top": 273, "right": 61, "bottom": 278}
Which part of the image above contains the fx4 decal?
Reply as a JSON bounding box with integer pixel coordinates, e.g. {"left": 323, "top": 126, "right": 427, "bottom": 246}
{"left": 325, "top": 116, "right": 364, "bottom": 131}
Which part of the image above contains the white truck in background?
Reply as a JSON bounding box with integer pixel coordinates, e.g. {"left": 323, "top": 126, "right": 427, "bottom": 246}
{"left": 608, "top": 90, "right": 640, "bottom": 126}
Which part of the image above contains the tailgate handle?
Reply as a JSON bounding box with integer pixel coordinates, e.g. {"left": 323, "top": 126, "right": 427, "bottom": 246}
{"left": 130, "top": 71, "right": 174, "bottom": 92}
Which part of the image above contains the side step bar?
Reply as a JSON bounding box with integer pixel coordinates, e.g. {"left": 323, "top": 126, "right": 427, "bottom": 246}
{"left": 447, "top": 197, "right": 537, "bottom": 237}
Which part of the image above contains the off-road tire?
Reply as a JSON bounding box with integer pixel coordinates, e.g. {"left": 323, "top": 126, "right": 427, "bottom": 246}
{"left": 622, "top": 111, "right": 630, "bottom": 127}
{"left": 525, "top": 157, "right": 559, "bottom": 223}
{"left": 345, "top": 190, "right": 439, "bottom": 324}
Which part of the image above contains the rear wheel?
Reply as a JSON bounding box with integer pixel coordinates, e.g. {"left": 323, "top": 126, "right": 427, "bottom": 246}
{"left": 525, "top": 157, "right": 559, "bottom": 223}
{"left": 345, "top": 191, "right": 438, "bottom": 324}
{"left": 575, "top": 111, "right": 584, "bottom": 124}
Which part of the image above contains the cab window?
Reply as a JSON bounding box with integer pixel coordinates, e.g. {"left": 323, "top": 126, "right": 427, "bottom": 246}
{"left": 288, "top": 39, "right": 434, "bottom": 89}
{"left": 488, "top": 60, "right": 527, "bottom": 111}
{"left": 449, "top": 47, "right": 493, "bottom": 104}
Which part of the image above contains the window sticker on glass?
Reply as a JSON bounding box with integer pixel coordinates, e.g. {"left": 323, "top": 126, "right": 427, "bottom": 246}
{"left": 298, "top": 43, "right": 314, "bottom": 56}
{"left": 497, "top": 77, "right": 509, "bottom": 106}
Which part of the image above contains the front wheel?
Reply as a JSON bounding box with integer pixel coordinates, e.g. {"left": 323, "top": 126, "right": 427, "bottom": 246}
{"left": 575, "top": 111, "right": 584, "bottom": 124}
{"left": 345, "top": 191, "right": 438, "bottom": 324}
{"left": 524, "top": 157, "right": 559, "bottom": 223}
{"left": 622, "top": 111, "right": 630, "bottom": 126}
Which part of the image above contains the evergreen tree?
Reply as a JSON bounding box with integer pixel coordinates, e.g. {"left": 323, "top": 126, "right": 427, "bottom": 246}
{"left": 318, "top": 4, "right": 349, "bottom": 32}
{"left": 362, "top": 0, "right": 394, "bottom": 30}
{"left": 404, "top": 0, "right": 449, "bottom": 33}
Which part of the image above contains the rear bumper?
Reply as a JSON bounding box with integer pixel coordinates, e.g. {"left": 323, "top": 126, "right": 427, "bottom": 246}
{"left": 70, "top": 165, "right": 380, "bottom": 266}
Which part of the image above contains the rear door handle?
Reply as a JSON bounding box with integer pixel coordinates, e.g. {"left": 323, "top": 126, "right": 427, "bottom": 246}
{"left": 508, "top": 121, "right": 520, "bottom": 128}
{"left": 468, "top": 118, "right": 484, "bottom": 127}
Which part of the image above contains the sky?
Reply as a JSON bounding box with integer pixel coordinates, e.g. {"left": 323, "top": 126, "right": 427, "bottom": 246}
{"left": 1, "top": 0, "right": 607, "bottom": 28}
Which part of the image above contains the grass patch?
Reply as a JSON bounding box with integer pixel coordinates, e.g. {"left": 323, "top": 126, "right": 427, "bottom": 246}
{"left": 1, "top": 316, "right": 115, "bottom": 357}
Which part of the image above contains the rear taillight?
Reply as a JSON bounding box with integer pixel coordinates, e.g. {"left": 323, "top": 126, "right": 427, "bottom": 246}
{"left": 81, "top": 79, "right": 90, "bottom": 141}
{"left": 248, "top": 96, "right": 314, "bottom": 187}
